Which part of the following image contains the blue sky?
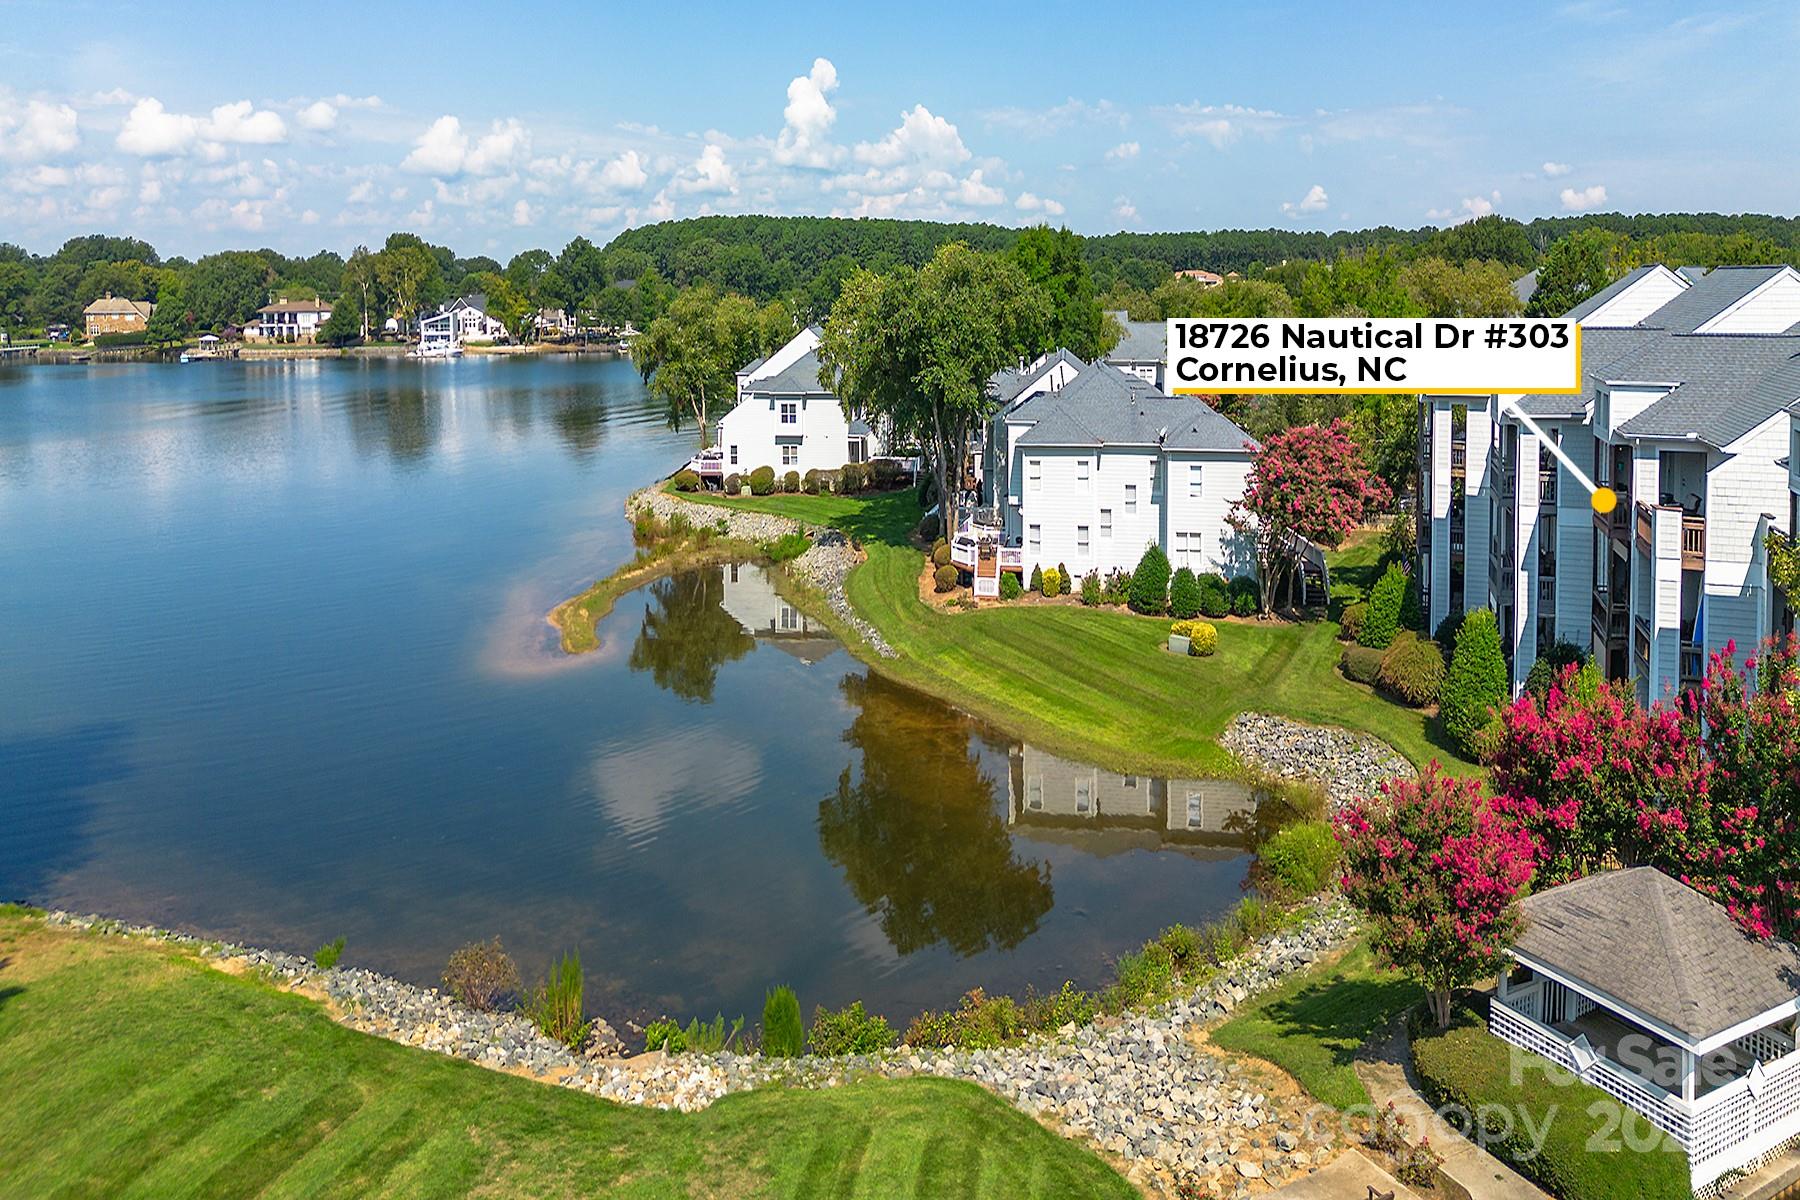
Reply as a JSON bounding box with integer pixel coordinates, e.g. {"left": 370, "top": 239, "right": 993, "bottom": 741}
{"left": 0, "top": 0, "right": 1794, "bottom": 258}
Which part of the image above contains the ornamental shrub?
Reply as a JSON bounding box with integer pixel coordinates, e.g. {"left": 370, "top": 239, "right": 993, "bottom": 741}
{"left": 1523, "top": 638, "right": 1588, "bottom": 698}
{"left": 1187, "top": 621, "right": 1218, "bottom": 656}
{"left": 1232, "top": 590, "right": 1258, "bottom": 617}
{"left": 762, "top": 986, "right": 804, "bottom": 1057}
{"left": 313, "top": 936, "right": 345, "bottom": 969}
{"left": 1257, "top": 820, "right": 1340, "bottom": 899}
{"left": 1442, "top": 609, "right": 1510, "bottom": 756}
{"left": 931, "top": 542, "right": 952, "bottom": 568}
{"left": 1228, "top": 575, "right": 1259, "bottom": 616}
{"left": 802, "top": 468, "right": 822, "bottom": 494}
{"left": 1197, "top": 573, "right": 1230, "bottom": 618}
{"left": 749, "top": 465, "right": 776, "bottom": 495}
{"left": 1358, "top": 563, "right": 1406, "bottom": 648}
{"left": 1339, "top": 601, "right": 1370, "bottom": 642}
{"left": 1029, "top": 564, "right": 1043, "bottom": 593}
{"left": 999, "top": 571, "right": 1023, "bottom": 600}
{"left": 525, "top": 951, "right": 591, "bottom": 1049}
{"left": 671, "top": 468, "right": 701, "bottom": 493}
{"left": 782, "top": 469, "right": 801, "bottom": 493}
{"left": 1040, "top": 566, "right": 1060, "bottom": 597}
{"left": 1341, "top": 643, "right": 1385, "bottom": 685}
{"left": 1056, "top": 564, "right": 1070, "bottom": 596}
{"left": 1080, "top": 570, "right": 1101, "bottom": 607}
{"left": 1102, "top": 568, "right": 1132, "bottom": 605}
{"left": 722, "top": 472, "right": 742, "bottom": 495}
{"left": 1399, "top": 569, "right": 1423, "bottom": 632}
{"left": 807, "top": 1001, "right": 898, "bottom": 1056}
{"left": 1378, "top": 632, "right": 1447, "bottom": 707}
{"left": 1129, "top": 543, "right": 1171, "bottom": 614}
{"left": 442, "top": 938, "right": 522, "bottom": 1011}
{"left": 1169, "top": 567, "right": 1203, "bottom": 618}
{"left": 838, "top": 462, "right": 861, "bottom": 492}
{"left": 933, "top": 564, "right": 958, "bottom": 593}
{"left": 1433, "top": 609, "right": 1466, "bottom": 650}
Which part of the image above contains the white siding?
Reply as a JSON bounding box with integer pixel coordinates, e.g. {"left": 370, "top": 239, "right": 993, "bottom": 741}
{"left": 1163, "top": 452, "right": 1255, "bottom": 577}
{"left": 716, "top": 390, "right": 873, "bottom": 475}
{"left": 1583, "top": 266, "right": 1688, "bottom": 327}
{"left": 1695, "top": 270, "right": 1800, "bottom": 334}
{"left": 1553, "top": 423, "right": 1598, "bottom": 647}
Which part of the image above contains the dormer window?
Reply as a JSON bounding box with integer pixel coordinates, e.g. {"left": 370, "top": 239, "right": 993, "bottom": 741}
{"left": 780, "top": 402, "right": 798, "bottom": 425}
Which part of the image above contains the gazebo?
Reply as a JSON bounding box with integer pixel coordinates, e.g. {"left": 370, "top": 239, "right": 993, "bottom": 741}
{"left": 1492, "top": 868, "right": 1800, "bottom": 1190}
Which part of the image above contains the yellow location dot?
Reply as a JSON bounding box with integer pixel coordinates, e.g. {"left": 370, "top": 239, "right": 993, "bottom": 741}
{"left": 1591, "top": 487, "right": 1618, "bottom": 515}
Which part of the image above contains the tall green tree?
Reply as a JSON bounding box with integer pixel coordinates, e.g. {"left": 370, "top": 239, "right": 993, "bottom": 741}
{"left": 1009, "top": 225, "right": 1110, "bottom": 359}
{"left": 1526, "top": 228, "right": 1634, "bottom": 316}
{"left": 819, "top": 242, "right": 1049, "bottom": 535}
{"left": 631, "top": 284, "right": 789, "bottom": 447}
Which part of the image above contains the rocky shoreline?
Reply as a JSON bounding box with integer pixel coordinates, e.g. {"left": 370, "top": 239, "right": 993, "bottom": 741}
{"left": 628, "top": 485, "right": 897, "bottom": 657}
{"left": 1220, "top": 712, "right": 1412, "bottom": 806}
{"left": 43, "top": 899, "right": 1358, "bottom": 1197}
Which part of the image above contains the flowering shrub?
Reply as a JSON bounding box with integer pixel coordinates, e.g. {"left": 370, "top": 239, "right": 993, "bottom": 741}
{"left": 1335, "top": 765, "right": 1536, "bottom": 1026}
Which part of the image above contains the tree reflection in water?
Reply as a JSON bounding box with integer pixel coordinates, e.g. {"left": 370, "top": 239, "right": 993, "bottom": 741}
{"left": 819, "top": 673, "right": 1053, "bottom": 957}
{"left": 626, "top": 567, "right": 755, "bottom": 703}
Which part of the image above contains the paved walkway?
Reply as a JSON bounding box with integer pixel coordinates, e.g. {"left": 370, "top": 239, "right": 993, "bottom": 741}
{"left": 1268, "top": 1149, "right": 1420, "bottom": 1199}
{"left": 1354, "top": 1019, "right": 1549, "bottom": 1200}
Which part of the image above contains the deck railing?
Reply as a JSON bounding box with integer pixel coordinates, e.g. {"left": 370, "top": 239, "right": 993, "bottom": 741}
{"left": 1682, "top": 515, "right": 1707, "bottom": 570}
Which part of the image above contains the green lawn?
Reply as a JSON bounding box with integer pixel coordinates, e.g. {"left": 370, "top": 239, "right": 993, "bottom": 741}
{"left": 681, "top": 488, "right": 1471, "bottom": 777}
{"left": 0, "top": 909, "right": 1131, "bottom": 1199}
{"left": 1209, "top": 942, "right": 1422, "bottom": 1110}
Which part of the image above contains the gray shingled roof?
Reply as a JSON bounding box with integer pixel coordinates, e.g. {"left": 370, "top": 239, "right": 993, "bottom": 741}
{"left": 1104, "top": 314, "right": 1165, "bottom": 364}
{"left": 753, "top": 349, "right": 832, "bottom": 396}
{"left": 1610, "top": 335, "right": 1800, "bottom": 445}
{"left": 1512, "top": 270, "right": 1539, "bottom": 306}
{"left": 1513, "top": 327, "right": 1662, "bottom": 417}
{"left": 1012, "top": 362, "right": 1254, "bottom": 452}
{"left": 990, "top": 348, "right": 1087, "bottom": 409}
{"left": 1516, "top": 868, "right": 1800, "bottom": 1045}
{"left": 1635, "top": 266, "right": 1789, "bottom": 334}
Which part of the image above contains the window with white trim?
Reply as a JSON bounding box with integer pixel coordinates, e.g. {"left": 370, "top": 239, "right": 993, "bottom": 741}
{"left": 1100, "top": 508, "right": 1112, "bottom": 538}
{"left": 1124, "top": 484, "right": 1137, "bottom": 513}
{"left": 781, "top": 444, "right": 799, "bottom": 466}
{"left": 1077, "top": 459, "right": 1090, "bottom": 484}
{"left": 780, "top": 402, "right": 798, "bottom": 425}
{"left": 1074, "top": 778, "right": 1091, "bottom": 814}
{"left": 1027, "top": 776, "right": 1043, "bottom": 811}
{"left": 1028, "top": 459, "right": 1042, "bottom": 491}
{"left": 1077, "top": 525, "right": 1090, "bottom": 555}
{"left": 1189, "top": 463, "right": 1203, "bottom": 499}
{"left": 729, "top": 444, "right": 739, "bottom": 465}
{"left": 1028, "top": 524, "right": 1041, "bottom": 553}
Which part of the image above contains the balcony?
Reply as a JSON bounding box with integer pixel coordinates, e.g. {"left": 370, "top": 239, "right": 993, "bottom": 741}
{"left": 1539, "top": 550, "right": 1557, "bottom": 579}
{"left": 1538, "top": 577, "right": 1557, "bottom": 607}
{"left": 1592, "top": 589, "right": 1628, "bottom": 645}
{"left": 1635, "top": 614, "right": 1652, "bottom": 665}
{"left": 1595, "top": 494, "right": 1630, "bottom": 540}
{"left": 1682, "top": 515, "right": 1706, "bottom": 571}
{"left": 1450, "top": 444, "right": 1467, "bottom": 479}
{"left": 1539, "top": 467, "right": 1558, "bottom": 505}
{"left": 1680, "top": 642, "right": 1705, "bottom": 687}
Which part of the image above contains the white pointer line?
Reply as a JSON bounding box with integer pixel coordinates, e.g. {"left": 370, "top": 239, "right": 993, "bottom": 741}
{"left": 1493, "top": 393, "right": 1604, "bottom": 498}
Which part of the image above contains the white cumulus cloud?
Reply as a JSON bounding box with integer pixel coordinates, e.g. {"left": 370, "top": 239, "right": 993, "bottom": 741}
{"left": 954, "top": 169, "right": 1004, "bottom": 206}
{"left": 202, "top": 100, "right": 286, "bottom": 144}
{"left": 297, "top": 100, "right": 338, "bottom": 131}
{"left": 1281, "top": 183, "right": 1329, "bottom": 217}
{"left": 116, "top": 98, "right": 199, "bottom": 156}
{"left": 853, "top": 104, "right": 969, "bottom": 169}
{"left": 0, "top": 97, "right": 80, "bottom": 161}
{"left": 1105, "top": 141, "right": 1140, "bottom": 161}
{"left": 774, "top": 57, "right": 842, "bottom": 167}
{"left": 512, "top": 198, "right": 535, "bottom": 226}
{"left": 401, "top": 115, "right": 529, "bottom": 177}
{"left": 1560, "top": 183, "right": 1608, "bottom": 211}
{"left": 1428, "top": 190, "right": 1501, "bottom": 223}
{"left": 671, "top": 142, "right": 736, "bottom": 195}
{"left": 1015, "top": 192, "right": 1065, "bottom": 216}
{"left": 1542, "top": 161, "right": 1572, "bottom": 178}
{"left": 598, "top": 148, "right": 648, "bottom": 190}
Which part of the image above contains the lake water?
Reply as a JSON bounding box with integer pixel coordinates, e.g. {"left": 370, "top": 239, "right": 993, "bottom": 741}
{"left": 0, "top": 356, "right": 1271, "bottom": 1027}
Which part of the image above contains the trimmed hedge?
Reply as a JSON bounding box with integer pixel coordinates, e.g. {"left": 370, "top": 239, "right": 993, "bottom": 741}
{"left": 781, "top": 469, "right": 801, "bottom": 494}
{"left": 1340, "top": 644, "right": 1385, "bottom": 686}
{"left": 933, "top": 564, "right": 958, "bottom": 593}
{"left": 1412, "top": 1002, "right": 1689, "bottom": 1200}
{"left": 1169, "top": 567, "right": 1203, "bottom": 619}
{"left": 999, "top": 571, "right": 1023, "bottom": 600}
{"left": 1041, "top": 566, "right": 1061, "bottom": 597}
{"left": 1129, "top": 543, "right": 1171, "bottom": 614}
{"left": 1170, "top": 619, "right": 1218, "bottom": 656}
{"left": 722, "top": 472, "right": 742, "bottom": 495}
{"left": 748, "top": 465, "right": 776, "bottom": 495}
{"left": 670, "top": 468, "right": 701, "bottom": 492}
{"left": 1377, "top": 632, "right": 1446, "bottom": 707}
{"left": 1197, "top": 572, "right": 1230, "bottom": 618}
{"left": 1442, "top": 608, "right": 1509, "bottom": 755}
{"left": 1339, "top": 601, "right": 1370, "bottom": 643}
{"left": 1358, "top": 563, "right": 1406, "bottom": 649}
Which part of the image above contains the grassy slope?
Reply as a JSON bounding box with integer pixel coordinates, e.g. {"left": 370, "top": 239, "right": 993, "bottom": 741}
{"left": 682, "top": 489, "right": 1471, "bottom": 776}
{"left": 0, "top": 909, "right": 1131, "bottom": 1200}
{"left": 1209, "top": 942, "right": 1422, "bottom": 1110}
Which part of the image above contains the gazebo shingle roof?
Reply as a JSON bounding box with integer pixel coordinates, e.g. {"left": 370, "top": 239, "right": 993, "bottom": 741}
{"left": 1516, "top": 868, "right": 1800, "bottom": 1044}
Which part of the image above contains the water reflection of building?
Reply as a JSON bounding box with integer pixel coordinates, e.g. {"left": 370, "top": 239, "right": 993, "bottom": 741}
{"left": 718, "top": 563, "right": 838, "bottom": 665}
{"left": 1005, "top": 744, "right": 1257, "bottom": 856}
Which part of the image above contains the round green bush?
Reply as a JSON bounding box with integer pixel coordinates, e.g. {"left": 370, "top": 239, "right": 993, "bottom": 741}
{"left": 999, "top": 571, "right": 1023, "bottom": 600}
{"left": 931, "top": 542, "right": 952, "bottom": 568}
{"left": 839, "top": 462, "right": 863, "bottom": 493}
{"left": 807, "top": 1001, "right": 897, "bottom": 1056}
{"left": 1341, "top": 643, "right": 1385, "bottom": 685}
{"left": 782, "top": 469, "right": 801, "bottom": 493}
{"left": 1339, "top": 601, "right": 1370, "bottom": 642}
{"left": 1231, "top": 590, "right": 1258, "bottom": 617}
{"left": 1197, "top": 574, "right": 1230, "bottom": 618}
{"left": 802, "top": 468, "right": 822, "bottom": 494}
{"left": 1377, "top": 632, "right": 1447, "bottom": 707}
{"left": 748, "top": 465, "right": 776, "bottom": 496}
{"left": 1358, "top": 563, "right": 1406, "bottom": 649}
{"left": 722, "top": 472, "right": 742, "bottom": 495}
{"left": 1442, "top": 609, "right": 1510, "bottom": 756}
{"left": 917, "top": 513, "right": 941, "bottom": 541}
{"left": 1168, "top": 567, "right": 1203, "bottom": 619}
{"left": 1257, "top": 820, "right": 1340, "bottom": 898}
{"left": 670, "top": 468, "right": 701, "bottom": 493}
{"left": 1129, "top": 543, "right": 1171, "bottom": 614}
{"left": 1228, "top": 575, "right": 1259, "bottom": 606}
{"left": 933, "top": 563, "right": 958, "bottom": 593}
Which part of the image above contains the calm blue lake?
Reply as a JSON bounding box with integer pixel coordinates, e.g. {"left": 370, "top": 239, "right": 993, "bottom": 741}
{"left": 0, "top": 355, "right": 1263, "bottom": 1026}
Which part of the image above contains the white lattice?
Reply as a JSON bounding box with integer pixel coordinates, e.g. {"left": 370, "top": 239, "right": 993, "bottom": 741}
{"left": 1490, "top": 999, "right": 1692, "bottom": 1144}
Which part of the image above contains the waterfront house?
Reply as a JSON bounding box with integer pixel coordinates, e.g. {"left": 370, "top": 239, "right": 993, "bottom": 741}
{"left": 1174, "top": 268, "right": 1224, "bottom": 288}
{"left": 246, "top": 298, "right": 332, "bottom": 343}
{"left": 1492, "top": 868, "right": 1800, "bottom": 1191}
{"left": 967, "top": 355, "right": 1256, "bottom": 594}
{"left": 704, "top": 326, "right": 885, "bottom": 481}
{"left": 82, "top": 293, "right": 154, "bottom": 339}
{"left": 1103, "top": 311, "right": 1168, "bottom": 388}
{"left": 533, "top": 307, "right": 574, "bottom": 338}
{"left": 437, "top": 293, "right": 510, "bottom": 343}
{"left": 1418, "top": 264, "right": 1800, "bottom": 698}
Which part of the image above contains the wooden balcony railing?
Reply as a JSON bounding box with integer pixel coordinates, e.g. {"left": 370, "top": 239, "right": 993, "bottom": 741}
{"left": 1593, "top": 590, "right": 1628, "bottom": 643}
{"left": 1539, "top": 468, "right": 1558, "bottom": 505}
{"left": 1682, "top": 515, "right": 1706, "bottom": 571}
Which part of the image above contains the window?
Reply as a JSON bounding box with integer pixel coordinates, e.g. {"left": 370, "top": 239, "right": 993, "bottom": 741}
{"left": 780, "top": 606, "right": 799, "bottom": 630}
{"left": 1124, "top": 775, "right": 1137, "bottom": 789}
{"left": 1125, "top": 484, "right": 1138, "bottom": 513}
{"left": 1075, "top": 778, "right": 1091, "bottom": 815}
{"left": 1077, "top": 525, "right": 1090, "bottom": 555}
{"left": 1185, "top": 792, "right": 1203, "bottom": 829}
{"left": 781, "top": 444, "right": 799, "bottom": 466}
{"left": 1027, "top": 776, "right": 1043, "bottom": 811}
{"left": 1028, "top": 459, "right": 1042, "bottom": 491}
{"left": 1077, "top": 459, "right": 1090, "bottom": 484}
{"left": 729, "top": 444, "right": 739, "bottom": 466}
{"left": 1189, "top": 463, "right": 1203, "bottom": 499}
{"left": 1028, "top": 524, "right": 1041, "bottom": 553}
{"left": 780, "top": 402, "right": 798, "bottom": 425}
{"left": 1100, "top": 508, "right": 1113, "bottom": 537}
{"left": 1151, "top": 460, "right": 1161, "bottom": 495}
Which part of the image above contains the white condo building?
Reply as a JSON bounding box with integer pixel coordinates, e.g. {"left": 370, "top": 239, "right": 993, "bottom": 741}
{"left": 1419, "top": 264, "right": 1800, "bottom": 699}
